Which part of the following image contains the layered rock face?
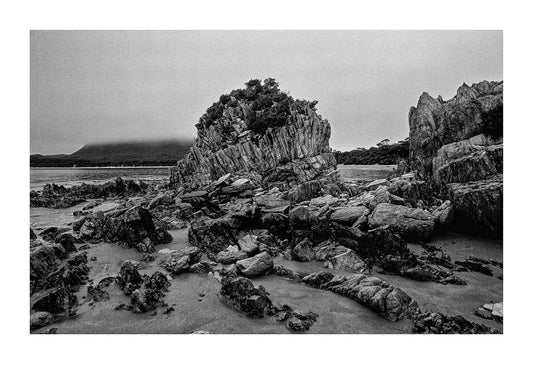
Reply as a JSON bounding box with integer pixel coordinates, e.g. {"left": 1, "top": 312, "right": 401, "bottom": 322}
{"left": 408, "top": 81, "right": 503, "bottom": 237}
{"left": 448, "top": 174, "right": 503, "bottom": 237}
{"left": 432, "top": 134, "right": 503, "bottom": 185}
{"left": 408, "top": 80, "right": 503, "bottom": 177}
{"left": 170, "top": 80, "right": 336, "bottom": 190}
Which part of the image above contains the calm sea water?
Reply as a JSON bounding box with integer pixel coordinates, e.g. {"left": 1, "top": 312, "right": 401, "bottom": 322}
{"left": 337, "top": 164, "right": 396, "bottom": 183}
{"left": 30, "top": 167, "right": 171, "bottom": 191}
{"left": 29, "top": 164, "right": 395, "bottom": 229}
{"left": 30, "top": 164, "right": 396, "bottom": 192}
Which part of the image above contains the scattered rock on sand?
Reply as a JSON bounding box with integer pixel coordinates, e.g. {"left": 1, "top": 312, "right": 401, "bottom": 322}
{"left": 412, "top": 311, "right": 501, "bottom": 334}
{"left": 220, "top": 275, "right": 274, "bottom": 317}
{"left": 324, "top": 250, "right": 368, "bottom": 274}
{"left": 302, "top": 272, "right": 419, "bottom": 321}
{"left": 220, "top": 274, "right": 319, "bottom": 332}
{"left": 30, "top": 311, "right": 54, "bottom": 330}
{"left": 235, "top": 252, "right": 273, "bottom": 278}
{"left": 116, "top": 260, "right": 144, "bottom": 296}
{"left": 160, "top": 246, "right": 202, "bottom": 275}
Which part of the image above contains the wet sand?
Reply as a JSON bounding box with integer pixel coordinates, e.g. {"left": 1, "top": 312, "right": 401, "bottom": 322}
{"left": 31, "top": 208, "right": 503, "bottom": 334}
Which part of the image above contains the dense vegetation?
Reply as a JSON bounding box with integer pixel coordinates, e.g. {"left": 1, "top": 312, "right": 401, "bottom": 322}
{"left": 481, "top": 102, "right": 503, "bottom": 138}
{"left": 196, "top": 78, "right": 317, "bottom": 134}
{"left": 334, "top": 138, "right": 409, "bottom": 165}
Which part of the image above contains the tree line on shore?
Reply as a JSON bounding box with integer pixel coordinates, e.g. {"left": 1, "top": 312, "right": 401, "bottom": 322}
{"left": 334, "top": 138, "right": 409, "bottom": 165}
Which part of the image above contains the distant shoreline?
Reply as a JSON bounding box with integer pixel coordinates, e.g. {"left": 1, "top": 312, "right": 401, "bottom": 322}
{"left": 30, "top": 166, "right": 174, "bottom": 169}
{"left": 31, "top": 164, "right": 396, "bottom": 170}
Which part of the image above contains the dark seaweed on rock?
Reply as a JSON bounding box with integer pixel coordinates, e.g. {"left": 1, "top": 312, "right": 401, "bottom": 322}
{"left": 219, "top": 274, "right": 318, "bottom": 332}
{"left": 30, "top": 177, "right": 147, "bottom": 209}
{"left": 412, "top": 311, "right": 501, "bottom": 334}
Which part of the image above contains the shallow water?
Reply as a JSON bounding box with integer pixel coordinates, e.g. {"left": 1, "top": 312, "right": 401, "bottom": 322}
{"left": 30, "top": 164, "right": 393, "bottom": 192}
{"left": 337, "top": 164, "right": 396, "bottom": 183}
{"left": 30, "top": 166, "right": 171, "bottom": 191}
{"left": 29, "top": 164, "right": 394, "bottom": 229}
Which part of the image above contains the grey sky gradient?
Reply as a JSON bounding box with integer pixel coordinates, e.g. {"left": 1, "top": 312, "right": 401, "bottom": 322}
{"left": 30, "top": 30, "right": 502, "bottom": 155}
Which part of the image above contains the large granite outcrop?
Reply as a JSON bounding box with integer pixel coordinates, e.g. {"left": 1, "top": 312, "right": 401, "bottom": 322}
{"left": 408, "top": 81, "right": 503, "bottom": 237}
{"left": 408, "top": 80, "right": 503, "bottom": 177}
{"left": 170, "top": 79, "right": 336, "bottom": 190}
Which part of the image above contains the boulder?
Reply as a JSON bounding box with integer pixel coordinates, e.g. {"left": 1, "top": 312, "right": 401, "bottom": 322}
{"left": 254, "top": 195, "right": 291, "bottom": 210}
{"left": 160, "top": 246, "right": 202, "bottom": 275}
{"left": 432, "top": 200, "right": 454, "bottom": 225}
{"left": 324, "top": 250, "right": 368, "bottom": 274}
{"left": 219, "top": 275, "right": 273, "bottom": 317}
{"left": 412, "top": 311, "right": 501, "bottom": 334}
{"left": 291, "top": 238, "right": 314, "bottom": 262}
{"left": 136, "top": 237, "right": 156, "bottom": 254}
{"left": 448, "top": 175, "right": 503, "bottom": 237}
{"left": 368, "top": 203, "right": 434, "bottom": 240}
{"left": 433, "top": 136, "right": 503, "bottom": 185}
{"left": 260, "top": 212, "right": 290, "bottom": 239}
{"left": 285, "top": 309, "right": 319, "bottom": 332}
{"left": 491, "top": 302, "right": 503, "bottom": 321}
{"left": 483, "top": 302, "right": 503, "bottom": 321}
{"left": 218, "top": 246, "right": 248, "bottom": 264}
{"left": 329, "top": 206, "right": 369, "bottom": 226}
{"left": 30, "top": 311, "right": 54, "bottom": 330}
{"left": 288, "top": 179, "right": 325, "bottom": 203}
{"left": 235, "top": 252, "right": 273, "bottom": 278}
{"left": 30, "top": 244, "right": 68, "bottom": 294}
{"left": 31, "top": 287, "right": 74, "bottom": 314}
{"left": 330, "top": 222, "right": 363, "bottom": 252}
{"left": 174, "top": 202, "right": 194, "bottom": 219}
{"left": 314, "top": 241, "right": 350, "bottom": 261}
{"left": 309, "top": 195, "right": 339, "bottom": 208}
{"left": 366, "top": 178, "right": 389, "bottom": 191}
{"left": 148, "top": 192, "right": 174, "bottom": 209}
{"left": 289, "top": 205, "right": 331, "bottom": 243}
{"left": 78, "top": 206, "right": 173, "bottom": 247}
{"left": 55, "top": 233, "right": 77, "bottom": 253}
{"left": 356, "top": 225, "right": 412, "bottom": 266}
{"left": 238, "top": 234, "right": 259, "bottom": 256}
{"left": 388, "top": 175, "right": 428, "bottom": 203}
{"left": 188, "top": 218, "right": 238, "bottom": 251}
{"left": 116, "top": 260, "right": 144, "bottom": 295}
{"left": 302, "top": 272, "right": 419, "bottom": 321}
{"left": 350, "top": 186, "right": 391, "bottom": 210}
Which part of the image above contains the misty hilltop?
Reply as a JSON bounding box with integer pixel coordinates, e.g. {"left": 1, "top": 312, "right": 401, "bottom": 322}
{"left": 30, "top": 139, "right": 193, "bottom": 167}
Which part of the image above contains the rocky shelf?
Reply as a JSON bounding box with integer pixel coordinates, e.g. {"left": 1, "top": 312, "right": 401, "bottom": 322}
{"left": 29, "top": 79, "right": 503, "bottom": 334}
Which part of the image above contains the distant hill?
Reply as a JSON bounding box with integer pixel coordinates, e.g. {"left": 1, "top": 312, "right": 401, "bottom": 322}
{"left": 30, "top": 139, "right": 194, "bottom": 167}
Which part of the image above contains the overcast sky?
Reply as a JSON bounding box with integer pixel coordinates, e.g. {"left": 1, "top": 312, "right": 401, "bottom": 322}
{"left": 30, "top": 30, "right": 502, "bottom": 155}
